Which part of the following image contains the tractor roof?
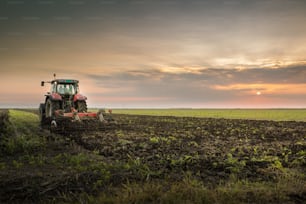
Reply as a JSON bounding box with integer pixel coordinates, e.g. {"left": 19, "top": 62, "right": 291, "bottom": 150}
{"left": 51, "top": 79, "right": 79, "bottom": 84}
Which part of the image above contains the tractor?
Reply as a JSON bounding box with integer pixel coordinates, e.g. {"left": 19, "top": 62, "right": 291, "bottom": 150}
{"left": 39, "top": 75, "right": 114, "bottom": 132}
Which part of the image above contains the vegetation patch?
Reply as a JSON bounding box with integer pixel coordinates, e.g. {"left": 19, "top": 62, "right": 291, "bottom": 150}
{"left": 111, "top": 108, "right": 306, "bottom": 121}
{"left": 0, "top": 110, "right": 46, "bottom": 155}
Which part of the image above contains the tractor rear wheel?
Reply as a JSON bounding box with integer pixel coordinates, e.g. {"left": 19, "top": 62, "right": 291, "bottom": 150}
{"left": 45, "top": 99, "right": 60, "bottom": 118}
{"left": 39, "top": 103, "right": 47, "bottom": 127}
{"left": 77, "top": 101, "right": 87, "bottom": 112}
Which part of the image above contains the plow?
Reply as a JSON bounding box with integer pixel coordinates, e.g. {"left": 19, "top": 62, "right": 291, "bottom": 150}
{"left": 39, "top": 74, "right": 116, "bottom": 134}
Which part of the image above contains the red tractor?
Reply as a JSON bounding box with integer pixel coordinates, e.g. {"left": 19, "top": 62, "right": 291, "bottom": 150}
{"left": 39, "top": 75, "right": 114, "bottom": 132}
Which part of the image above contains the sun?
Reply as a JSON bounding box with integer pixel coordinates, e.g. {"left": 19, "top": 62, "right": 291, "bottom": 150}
{"left": 256, "top": 91, "right": 261, "bottom": 95}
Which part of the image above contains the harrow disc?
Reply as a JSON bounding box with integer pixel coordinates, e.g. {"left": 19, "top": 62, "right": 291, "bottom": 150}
{"left": 41, "top": 117, "right": 117, "bottom": 135}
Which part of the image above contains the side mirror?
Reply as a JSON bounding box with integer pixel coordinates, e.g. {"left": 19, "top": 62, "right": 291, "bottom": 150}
{"left": 41, "top": 81, "right": 44, "bottom": 86}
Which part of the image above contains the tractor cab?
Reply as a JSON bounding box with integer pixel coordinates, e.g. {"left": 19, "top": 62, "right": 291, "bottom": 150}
{"left": 51, "top": 79, "right": 79, "bottom": 96}
{"left": 56, "top": 84, "right": 76, "bottom": 95}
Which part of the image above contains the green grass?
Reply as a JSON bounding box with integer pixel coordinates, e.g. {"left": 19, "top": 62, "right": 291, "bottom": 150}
{"left": 109, "top": 109, "right": 306, "bottom": 121}
{"left": 0, "top": 110, "right": 45, "bottom": 155}
{"left": 9, "top": 109, "right": 40, "bottom": 132}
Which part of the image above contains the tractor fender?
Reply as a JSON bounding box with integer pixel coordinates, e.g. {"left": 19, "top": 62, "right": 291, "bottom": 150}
{"left": 47, "top": 93, "right": 62, "bottom": 101}
{"left": 73, "top": 94, "right": 87, "bottom": 102}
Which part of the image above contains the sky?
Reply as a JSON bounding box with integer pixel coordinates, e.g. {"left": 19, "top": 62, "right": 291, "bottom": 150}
{"left": 0, "top": 0, "right": 306, "bottom": 108}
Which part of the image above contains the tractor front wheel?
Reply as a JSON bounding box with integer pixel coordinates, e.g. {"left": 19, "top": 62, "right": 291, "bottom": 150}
{"left": 45, "top": 99, "right": 60, "bottom": 118}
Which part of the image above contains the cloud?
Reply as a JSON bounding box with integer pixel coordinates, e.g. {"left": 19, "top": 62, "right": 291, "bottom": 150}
{"left": 83, "top": 66, "right": 306, "bottom": 107}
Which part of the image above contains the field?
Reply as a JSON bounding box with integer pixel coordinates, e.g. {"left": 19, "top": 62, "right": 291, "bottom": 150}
{"left": 0, "top": 109, "right": 305, "bottom": 203}
{"left": 111, "top": 109, "right": 306, "bottom": 121}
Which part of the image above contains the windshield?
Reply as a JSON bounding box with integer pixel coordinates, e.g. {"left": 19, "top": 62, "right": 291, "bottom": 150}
{"left": 57, "top": 84, "right": 76, "bottom": 95}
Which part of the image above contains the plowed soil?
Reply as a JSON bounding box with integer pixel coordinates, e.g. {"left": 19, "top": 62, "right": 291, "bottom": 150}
{"left": 74, "top": 115, "right": 306, "bottom": 183}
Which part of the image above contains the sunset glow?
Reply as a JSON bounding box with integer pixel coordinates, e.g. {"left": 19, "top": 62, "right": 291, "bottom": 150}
{"left": 213, "top": 83, "right": 306, "bottom": 95}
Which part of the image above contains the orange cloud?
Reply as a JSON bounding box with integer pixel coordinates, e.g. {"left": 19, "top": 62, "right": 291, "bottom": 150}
{"left": 158, "top": 66, "right": 204, "bottom": 74}
{"left": 93, "top": 96, "right": 171, "bottom": 102}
